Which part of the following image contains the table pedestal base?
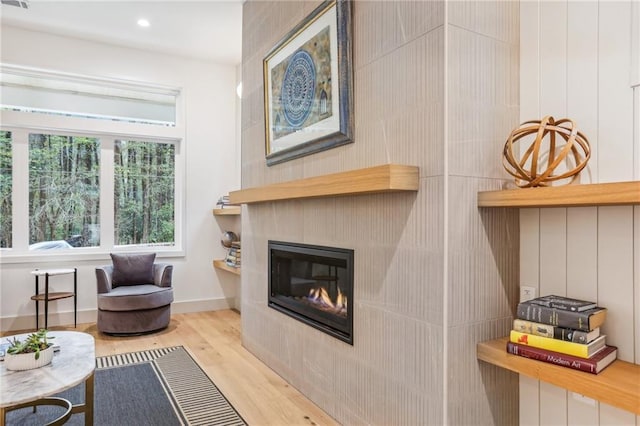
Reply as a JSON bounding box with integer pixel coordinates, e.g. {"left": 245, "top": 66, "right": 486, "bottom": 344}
{"left": 1, "top": 371, "right": 93, "bottom": 426}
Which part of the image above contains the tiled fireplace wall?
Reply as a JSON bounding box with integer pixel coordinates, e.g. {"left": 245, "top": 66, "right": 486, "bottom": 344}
{"left": 240, "top": 1, "right": 520, "bottom": 424}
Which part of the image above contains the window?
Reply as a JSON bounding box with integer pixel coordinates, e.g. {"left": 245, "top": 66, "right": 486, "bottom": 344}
{"left": 4, "top": 130, "right": 180, "bottom": 256}
{"left": 114, "top": 140, "right": 175, "bottom": 246}
{"left": 0, "top": 131, "right": 11, "bottom": 248}
{"left": 29, "top": 133, "right": 100, "bottom": 249}
{"left": 0, "top": 66, "right": 183, "bottom": 260}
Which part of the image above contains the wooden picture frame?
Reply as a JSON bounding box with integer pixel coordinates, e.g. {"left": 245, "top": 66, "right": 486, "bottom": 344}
{"left": 263, "top": 0, "right": 353, "bottom": 166}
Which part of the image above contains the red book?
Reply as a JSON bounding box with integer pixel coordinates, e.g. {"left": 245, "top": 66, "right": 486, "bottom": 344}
{"left": 506, "top": 341, "right": 617, "bottom": 374}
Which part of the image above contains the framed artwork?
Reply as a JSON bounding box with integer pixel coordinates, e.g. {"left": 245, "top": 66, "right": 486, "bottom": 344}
{"left": 263, "top": 0, "right": 353, "bottom": 166}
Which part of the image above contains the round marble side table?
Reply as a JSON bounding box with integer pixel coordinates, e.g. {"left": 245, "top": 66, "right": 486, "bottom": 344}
{"left": 0, "top": 331, "right": 95, "bottom": 426}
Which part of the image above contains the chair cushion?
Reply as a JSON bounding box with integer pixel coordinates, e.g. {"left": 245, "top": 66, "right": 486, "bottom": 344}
{"left": 98, "top": 285, "right": 173, "bottom": 311}
{"left": 111, "top": 253, "right": 156, "bottom": 287}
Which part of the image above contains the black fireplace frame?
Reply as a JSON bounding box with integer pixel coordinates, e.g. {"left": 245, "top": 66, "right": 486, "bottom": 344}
{"left": 268, "top": 240, "right": 354, "bottom": 344}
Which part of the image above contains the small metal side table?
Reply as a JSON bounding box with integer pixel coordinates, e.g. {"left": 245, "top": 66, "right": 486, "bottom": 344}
{"left": 30, "top": 268, "right": 77, "bottom": 330}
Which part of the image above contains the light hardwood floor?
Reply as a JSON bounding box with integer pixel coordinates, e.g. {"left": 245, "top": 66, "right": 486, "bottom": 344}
{"left": 9, "top": 310, "right": 339, "bottom": 426}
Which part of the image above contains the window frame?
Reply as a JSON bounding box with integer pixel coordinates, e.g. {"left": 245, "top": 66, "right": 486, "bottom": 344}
{"left": 1, "top": 63, "right": 179, "bottom": 126}
{"left": 0, "top": 99, "right": 185, "bottom": 264}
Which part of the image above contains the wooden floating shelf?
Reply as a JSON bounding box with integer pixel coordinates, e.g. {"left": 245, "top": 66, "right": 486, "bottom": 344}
{"left": 30, "top": 292, "right": 74, "bottom": 302}
{"left": 213, "top": 260, "right": 241, "bottom": 276}
{"left": 229, "top": 164, "right": 419, "bottom": 205}
{"left": 212, "top": 206, "right": 241, "bottom": 216}
{"left": 478, "top": 181, "right": 640, "bottom": 208}
{"left": 477, "top": 337, "right": 640, "bottom": 415}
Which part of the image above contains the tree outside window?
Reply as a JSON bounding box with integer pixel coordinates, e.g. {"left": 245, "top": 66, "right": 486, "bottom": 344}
{"left": 0, "top": 131, "right": 11, "bottom": 248}
{"left": 29, "top": 134, "right": 100, "bottom": 248}
{"left": 0, "top": 69, "right": 181, "bottom": 256}
{"left": 114, "top": 140, "right": 175, "bottom": 246}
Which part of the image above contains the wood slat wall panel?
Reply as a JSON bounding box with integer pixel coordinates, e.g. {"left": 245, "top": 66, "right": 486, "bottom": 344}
{"left": 518, "top": 208, "right": 541, "bottom": 425}
{"left": 520, "top": 1, "right": 639, "bottom": 424}
{"left": 567, "top": 1, "right": 599, "bottom": 184}
{"left": 538, "top": 208, "right": 567, "bottom": 296}
{"left": 598, "top": 2, "right": 635, "bottom": 183}
{"left": 566, "top": 209, "right": 599, "bottom": 420}
{"left": 538, "top": 207, "right": 569, "bottom": 425}
{"left": 536, "top": 16, "right": 569, "bottom": 425}
{"left": 566, "top": 208, "right": 598, "bottom": 301}
{"left": 597, "top": 207, "right": 635, "bottom": 362}
{"left": 566, "top": 26, "right": 599, "bottom": 425}
{"left": 538, "top": 0, "right": 567, "bottom": 119}
{"left": 564, "top": 17, "right": 600, "bottom": 425}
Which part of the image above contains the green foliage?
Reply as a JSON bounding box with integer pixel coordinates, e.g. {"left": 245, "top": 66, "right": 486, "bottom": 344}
{"left": 29, "top": 134, "right": 100, "bottom": 246}
{"left": 6, "top": 329, "right": 54, "bottom": 360}
{"left": 114, "top": 140, "right": 175, "bottom": 245}
{"left": 5, "top": 132, "right": 175, "bottom": 248}
{"left": 0, "top": 131, "right": 12, "bottom": 248}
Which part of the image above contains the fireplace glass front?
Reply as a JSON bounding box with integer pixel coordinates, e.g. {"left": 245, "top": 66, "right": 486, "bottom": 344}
{"left": 268, "top": 241, "right": 353, "bottom": 344}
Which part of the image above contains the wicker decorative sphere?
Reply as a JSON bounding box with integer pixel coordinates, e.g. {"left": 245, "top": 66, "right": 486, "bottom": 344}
{"left": 502, "top": 116, "right": 591, "bottom": 188}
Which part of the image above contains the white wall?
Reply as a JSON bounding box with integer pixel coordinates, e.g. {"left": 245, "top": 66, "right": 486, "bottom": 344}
{"left": 0, "top": 26, "right": 241, "bottom": 331}
{"left": 520, "top": 1, "right": 639, "bottom": 424}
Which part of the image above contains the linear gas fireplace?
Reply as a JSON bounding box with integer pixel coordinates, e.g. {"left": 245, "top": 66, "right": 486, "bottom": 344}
{"left": 268, "top": 241, "right": 354, "bottom": 344}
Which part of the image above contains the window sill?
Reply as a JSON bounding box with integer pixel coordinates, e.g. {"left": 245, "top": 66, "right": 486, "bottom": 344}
{"left": 0, "top": 247, "right": 185, "bottom": 265}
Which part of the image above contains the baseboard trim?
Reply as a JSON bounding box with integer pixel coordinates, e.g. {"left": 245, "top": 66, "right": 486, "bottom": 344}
{"left": 0, "top": 297, "right": 236, "bottom": 333}
{"left": 171, "top": 297, "right": 236, "bottom": 314}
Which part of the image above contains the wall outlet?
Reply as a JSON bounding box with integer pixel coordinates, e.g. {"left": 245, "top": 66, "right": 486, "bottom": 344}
{"left": 572, "top": 393, "right": 596, "bottom": 407}
{"left": 520, "top": 286, "right": 537, "bottom": 302}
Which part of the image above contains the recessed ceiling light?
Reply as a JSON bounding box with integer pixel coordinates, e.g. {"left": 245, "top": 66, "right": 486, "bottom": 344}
{"left": 137, "top": 19, "right": 150, "bottom": 28}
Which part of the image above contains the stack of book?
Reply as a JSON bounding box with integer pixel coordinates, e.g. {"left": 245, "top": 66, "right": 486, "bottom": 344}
{"left": 225, "top": 241, "right": 241, "bottom": 268}
{"left": 508, "top": 295, "right": 617, "bottom": 374}
{"left": 216, "top": 195, "right": 235, "bottom": 209}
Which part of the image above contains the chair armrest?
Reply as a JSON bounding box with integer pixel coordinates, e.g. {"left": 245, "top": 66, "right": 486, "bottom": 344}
{"left": 95, "top": 265, "right": 114, "bottom": 294}
{"left": 153, "top": 263, "right": 173, "bottom": 287}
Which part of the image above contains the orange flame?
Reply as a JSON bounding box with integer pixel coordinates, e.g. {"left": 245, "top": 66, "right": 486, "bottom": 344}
{"left": 308, "top": 287, "right": 347, "bottom": 312}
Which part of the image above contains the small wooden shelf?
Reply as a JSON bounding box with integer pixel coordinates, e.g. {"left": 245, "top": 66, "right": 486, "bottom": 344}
{"left": 212, "top": 206, "right": 241, "bottom": 216}
{"left": 213, "top": 259, "right": 241, "bottom": 276}
{"left": 478, "top": 181, "right": 640, "bottom": 208}
{"left": 229, "top": 164, "right": 419, "bottom": 205}
{"left": 477, "top": 337, "right": 640, "bottom": 415}
{"left": 30, "top": 292, "right": 74, "bottom": 302}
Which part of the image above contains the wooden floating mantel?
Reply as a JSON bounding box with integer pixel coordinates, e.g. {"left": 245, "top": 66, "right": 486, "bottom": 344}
{"left": 477, "top": 181, "right": 640, "bottom": 208}
{"left": 229, "top": 164, "right": 419, "bottom": 205}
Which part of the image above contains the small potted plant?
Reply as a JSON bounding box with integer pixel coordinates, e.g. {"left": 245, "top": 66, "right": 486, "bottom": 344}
{"left": 4, "top": 329, "right": 55, "bottom": 371}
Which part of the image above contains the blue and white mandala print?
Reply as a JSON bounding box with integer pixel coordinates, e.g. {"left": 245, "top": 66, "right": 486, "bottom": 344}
{"left": 281, "top": 50, "right": 316, "bottom": 128}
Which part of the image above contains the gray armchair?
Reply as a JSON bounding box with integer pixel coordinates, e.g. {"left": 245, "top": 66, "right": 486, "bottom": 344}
{"left": 96, "top": 253, "right": 174, "bottom": 334}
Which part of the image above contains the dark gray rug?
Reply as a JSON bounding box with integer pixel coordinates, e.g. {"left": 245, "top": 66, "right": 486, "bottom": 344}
{"left": 6, "top": 346, "right": 246, "bottom": 426}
